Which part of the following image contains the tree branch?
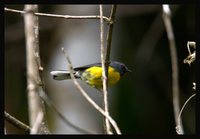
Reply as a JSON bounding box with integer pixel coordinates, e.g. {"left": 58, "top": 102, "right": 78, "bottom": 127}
{"left": 5, "top": 111, "right": 31, "bottom": 133}
{"left": 24, "top": 5, "right": 50, "bottom": 134}
{"left": 177, "top": 93, "right": 196, "bottom": 127}
{"left": 61, "top": 47, "right": 121, "bottom": 134}
{"left": 105, "top": 5, "right": 117, "bottom": 62}
{"left": 5, "top": 7, "right": 110, "bottom": 22}
{"left": 38, "top": 88, "right": 95, "bottom": 134}
{"left": 99, "top": 5, "right": 113, "bottom": 134}
{"left": 162, "top": 5, "right": 184, "bottom": 134}
{"left": 30, "top": 111, "right": 44, "bottom": 134}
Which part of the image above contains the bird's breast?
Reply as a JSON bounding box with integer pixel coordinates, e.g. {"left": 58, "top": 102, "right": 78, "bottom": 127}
{"left": 81, "top": 66, "right": 120, "bottom": 88}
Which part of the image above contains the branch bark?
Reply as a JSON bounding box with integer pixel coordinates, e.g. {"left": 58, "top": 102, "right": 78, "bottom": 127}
{"left": 24, "top": 4, "right": 50, "bottom": 134}
{"left": 99, "top": 5, "right": 112, "bottom": 134}
{"left": 5, "top": 111, "right": 31, "bottom": 133}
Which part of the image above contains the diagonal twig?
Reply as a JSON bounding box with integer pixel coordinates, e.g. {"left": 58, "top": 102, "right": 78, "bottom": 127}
{"left": 61, "top": 47, "right": 121, "bottom": 134}
{"left": 38, "top": 88, "right": 95, "bottom": 134}
{"left": 5, "top": 111, "right": 31, "bottom": 133}
{"left": 177, "top": 93, "right": 196, "bottom": 126}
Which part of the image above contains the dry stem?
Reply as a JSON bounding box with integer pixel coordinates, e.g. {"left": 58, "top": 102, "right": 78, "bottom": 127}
{"left": 162, "top": 5, "right": 184, "bottom": 134}
{"left": 5, "top": 7, "right": 110, "bottom": 22}
{"left": 5, "top": 111, "right": 31, "bottom": 133}
{"left": 99, "top": 5, "right": 113, "bottom": 134}
{"left": 24, "top": 5, "right": 49, "bottom": 134}
{"left": 61, "top": 48, "right": 121, "bottom": 134}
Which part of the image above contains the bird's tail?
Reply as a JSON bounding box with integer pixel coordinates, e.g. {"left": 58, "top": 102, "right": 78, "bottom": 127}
{"left": 50, "top": 70, "right": 74, "bottom": 80}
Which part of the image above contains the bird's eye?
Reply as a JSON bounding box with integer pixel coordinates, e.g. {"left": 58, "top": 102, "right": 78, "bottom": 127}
{"left": 122, "top": 66, "right": 126, "bottom": 72}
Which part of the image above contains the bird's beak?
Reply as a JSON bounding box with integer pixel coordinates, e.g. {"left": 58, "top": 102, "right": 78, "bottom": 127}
{"left": 127, "top": 68, "right": 132, "bottom": 72}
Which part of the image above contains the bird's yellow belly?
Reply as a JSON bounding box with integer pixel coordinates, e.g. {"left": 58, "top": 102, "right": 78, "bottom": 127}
{"left": 81, "top": 66, "right": 120, "bottom": 89}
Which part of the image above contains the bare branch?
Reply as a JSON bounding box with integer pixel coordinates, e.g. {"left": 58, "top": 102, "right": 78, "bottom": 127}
{"left": 5, "top": 111, "right": 31, "bottom": 133}
{"left": 30, "top": 111, "right": 44, "bottom": 134}
{"left": 99, "top": 5, "right": 113, "bottom": 134}
{"left": 38, "top": 88, "right": 95, "bottom": 134}
{"left": 61, "top": 47, "right": 121, "bottom": 134}
{"left": 177, "top": 93, "right": 196, "bottom": 130}
{"left": 162, "top": 4, "right": 184, "bottom": 134}
{"left": 5, "top": 7, "right": 110, "bottom": 22}
{"left": 105, "top": 5, "right": 117, "bottom": 62}
{"left": 24, "top": 5, "right": 50, "bottom": 134}
{"left": 100, "top": 5, "right": 119, "bottom": 134}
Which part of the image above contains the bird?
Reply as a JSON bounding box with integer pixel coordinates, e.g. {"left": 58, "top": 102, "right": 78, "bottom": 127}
{"left": 50, "top": 61, "right": 131, "bottom": 89}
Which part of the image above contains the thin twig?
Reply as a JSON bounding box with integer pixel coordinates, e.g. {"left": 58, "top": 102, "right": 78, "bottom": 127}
{"left": 162, "top": 5, "right": 184, "bottom": 134}
{"left": 105, "top": 5, "right": 117, "bottom": 62}
{"left": 100, "top": 5, "right": 118, "bottom": 134}
{"left": 5, "top": 7, "right": 110, "bottom": 22}
{"left": 5, "top": 111, "right": 31, "bottom": 133}
{"left": 38, "top": 88, "right": 95, "bottom": 134}
{"left": 104, "top": 4, "right": 118, "bottom": 134}
{"left": 99, "top": 5, "right": 112, "bottom": 134}
{"left": 106, "top": 6, "right": 117, "bottom": 130}
{"left": 183, "top": 41, "right": 196, "bottom": 66}
{"left": 187, "top": 41, "right": 196, "bottom": 54}
{"left": 179, "top": 41, "right": 196, "bottom": 133}
{"left": 177, "top": 93, "right": 196, "bottom": 129}
{"left": 30, "top": 111, "right": 44, "bottom": 134}
{"left": 61, "top": 47, "right": 121, "bottom": 134}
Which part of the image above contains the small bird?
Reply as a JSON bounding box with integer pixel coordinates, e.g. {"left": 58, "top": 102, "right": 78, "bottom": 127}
{"left": 50, "top": 61, "right": 131, "bottom": 89}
